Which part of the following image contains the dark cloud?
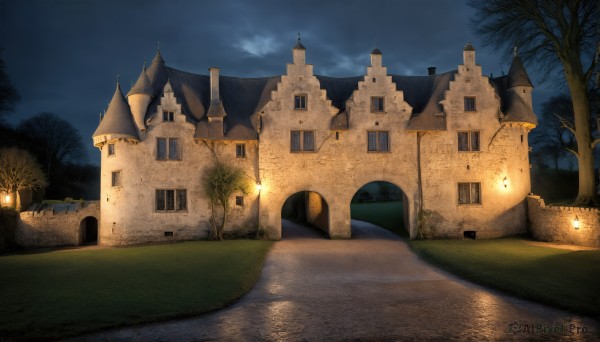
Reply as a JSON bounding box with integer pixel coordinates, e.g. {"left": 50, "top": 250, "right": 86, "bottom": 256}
{"left": 1, "top": 0, "right": 553, "bottom": 164}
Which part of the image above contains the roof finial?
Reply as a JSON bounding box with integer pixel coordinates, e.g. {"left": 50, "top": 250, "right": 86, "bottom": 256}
{"left": 157, "top": 40, "right": 161, "bottom": 51}
{"left": 297, "top": 32, "right": 301, "bottom": 43}
{"left": 143, "top": 60, "right": 146, "bottom": 70}
{"left": 116, "top": 71, "right": 120, "bottom": 85}
{"left": 513, "top": 46, "right": 518, "bottom": 57}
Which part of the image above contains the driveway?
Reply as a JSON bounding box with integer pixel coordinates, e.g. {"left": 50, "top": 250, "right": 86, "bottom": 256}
{"left": 71, "top": 220, "right": 599, "bottom": 341}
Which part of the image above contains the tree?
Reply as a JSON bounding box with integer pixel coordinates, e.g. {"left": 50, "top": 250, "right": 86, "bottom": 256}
{"left": 0, "top": 148, "right": 47, "bottom": 209}
{"left": 202, "top": 162, "right": 251, "bottom": 240}
{"left": 17, "top": 112, "right": 86, "bottom": 180}
{"left": 470, "top": 0, "right": 600, "bottom": 205}
{"left": 0, "top": 49, "right": 20, "bottom": 123}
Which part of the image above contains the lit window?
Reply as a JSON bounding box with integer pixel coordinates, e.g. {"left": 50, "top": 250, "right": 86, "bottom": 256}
{"left": 371, "top": 97, "right": 385, "bottom": 112}
{"left": 111, "top": 171, "right": 121, "bottom": 187}
{"left": 236, "top": 144, "right": 246, "bottom": 158}
{"left": 458, "top": 131, "right": 480, "bottom": 151}
{"left": 157, "top": 138, "right": 180, "bottom": 160}
{"left": 107, "top": 143, "right": 115, "bottom": 156}
{"left": 291, "top": 130, "right": 315, "bottom": 152}
{"left": 294, "top": 94, "right": 307, "bottom": 110}
{"left": 163, "top": 111, "right": 174, "bottom": 122}
{"left": 156, "top": 189, "right": 187, "bottom": 212}
{"left": 464, "top": 97, "right": 476, "bottom": 111}
{"left": 367, "top": 131, "right": 389, "bottom": 152}
{"left": 458, "top": 183, "right": 481, "bottom": 205}
{"left": 235, "top": 196, "right": 244, "bottom": 206}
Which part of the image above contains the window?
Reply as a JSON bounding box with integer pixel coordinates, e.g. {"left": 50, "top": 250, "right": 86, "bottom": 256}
{"left": 163, "top": 111, "right": 174, "bottom": 122}
{"left": 367, "top": 131, "right": 390, "bottom": 152}
{"left": 294, "top": 94, "right": 307, "bottom": 110}
{"left": 156, "top": 189, "right": 187, "bottom": 212}
{"left": 371, "top": 96, "right": 385, "bottom": 112}
{"left": 107, "top": 143, "right": 115, "bottom": 156}
{"left": 111, "top": 171, "right": 121, "bottom": 187}
{"left": 458, "top": 131, "right": 480, "bottom": 151}
{"left": 290, "top": 130, "right": 315, "bottom": 152}
{"left": 458, "top": 183, "right": 481, "bottom": 205}
{"left": 236, "top": 144, "right": 246, "bottom": 158}
{"left": 157, "top": 138, "right": 180, "bottom": 160}
{"left": 464, "top": 97, "right": 476, "bottom": 111}
{"left": 235, "top": 196, "right": 244, "bottom": 206}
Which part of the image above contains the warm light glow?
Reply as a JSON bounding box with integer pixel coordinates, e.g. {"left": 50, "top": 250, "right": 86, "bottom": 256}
{"left": 573, "top": 216, "right": 580, "bottom": 230}
{"left": 256, "top": 183, "right": 262, "bottom": 192}
{"left": 4, "top": 195, "right": 10, "bottom": 204}
{"left": 503, "top": 177, "right": 508, "bottom": 188}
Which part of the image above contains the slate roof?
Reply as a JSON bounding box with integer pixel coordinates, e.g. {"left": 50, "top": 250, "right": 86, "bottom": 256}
{"left": 104, "top": 49, "right": 538, "bottom": 140}
{"left": 127, "top": 65, "right": 153, "bottom": 97}
{"left": 93, "top": 82, "right": 139, "bottom": 141}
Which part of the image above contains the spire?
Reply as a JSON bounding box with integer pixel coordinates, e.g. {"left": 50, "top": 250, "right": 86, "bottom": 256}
{"left": 294, "top": 32, "right": 306, "bottom": 50}
{"left": 93, "top": 80, "right": 139, "bottom": 144}
{"left": 147, "top": 47, "right": 168, "bottom": 94}
{"left": 127, "top": 63, "right": 153, "bottom": 97}
{"left": 507, "top": 48, "right": 533, "bottom": 88}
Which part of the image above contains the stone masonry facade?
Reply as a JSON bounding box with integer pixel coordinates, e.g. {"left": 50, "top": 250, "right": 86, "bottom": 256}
{"left": 89, "top": 40, "right": 537, "bottom": 246}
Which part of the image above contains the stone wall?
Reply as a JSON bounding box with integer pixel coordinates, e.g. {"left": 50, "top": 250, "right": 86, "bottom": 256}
{"left": 527, "top": 195, "right": 600, "bottom": 247}
{"left": 17, "top": 202, "right": 100, "bottom": 248}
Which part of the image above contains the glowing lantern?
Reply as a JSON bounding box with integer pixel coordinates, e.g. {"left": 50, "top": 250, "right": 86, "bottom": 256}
{"left": 256, "top": 183, "right": 262, "bottom": 192}
{"left": 503, "top": 177, "right": 508, "bottom": 188}
{"left": 573, "top": 216, "right": 580, "bottom": 230}
{"left": 4, "top": 195, "right": 10, "bottom": 204}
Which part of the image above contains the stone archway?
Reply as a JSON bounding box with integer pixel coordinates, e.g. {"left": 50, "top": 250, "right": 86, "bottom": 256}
{"left": 350, "top": 181, "right": 410, "bottom": 238}
{"left": 80, "top": 216, "right": 98, "bottom": 245}
{"left": 281, "top": 191, "right": 330, "bottom": 239}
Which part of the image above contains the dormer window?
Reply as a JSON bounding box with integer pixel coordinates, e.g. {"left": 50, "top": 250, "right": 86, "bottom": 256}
{"left": 294, "top": 94, "right": 307, "bottom": 110}
{"left": 464, "top": 97, "right": 476, "bottom": 112}
{"left": 163, "top": 111, "right": 174, "bottom": 122}
{"left": 371, "top": 97, "right": 385, "bottom": 112}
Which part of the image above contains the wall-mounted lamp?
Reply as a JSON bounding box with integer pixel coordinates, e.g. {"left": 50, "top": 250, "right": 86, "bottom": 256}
{"left": 4, "top": 195, "right": 10, "bottom": 204}
{"left": 573, "top": 216, "right": 580, "bottom": 230}
{"left": 256, "top": 183, "right": 262, "bottom": 192}
{"left": 503, "top": 177, "right": 508, "bottom": 188}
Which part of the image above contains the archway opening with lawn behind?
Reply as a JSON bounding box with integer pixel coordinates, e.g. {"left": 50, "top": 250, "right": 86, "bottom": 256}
{"left": 80, "top": 216, "right": 98, "bottom": 245}
{"left": 350, "top": 181, "right": 408, "bottom": 238}
{"left": 281, "top": 191, "right": 329, "bottom": 239}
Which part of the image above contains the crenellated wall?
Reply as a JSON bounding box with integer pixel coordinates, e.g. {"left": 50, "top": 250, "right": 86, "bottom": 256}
{"left": 527, "top": 195, "right": 600, "bottom": 247}
{"left": 17, "top": 202, "right": 100, "bottom": 248}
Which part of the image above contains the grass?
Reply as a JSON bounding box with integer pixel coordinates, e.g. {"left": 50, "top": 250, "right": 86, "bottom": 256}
{"left": 0, "top": 240, "right": 273, "bottom": 340}
{"left": 351, "top": 201, "right": 408, "bottom": 238}
{"left": 409, "top": 238, "right": 600, "bottom": 318}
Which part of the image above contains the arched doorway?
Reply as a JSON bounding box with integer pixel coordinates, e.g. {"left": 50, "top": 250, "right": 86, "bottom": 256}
{"left": 80, "top": 216, "right": 98, "bottom": 245}
{"left": 281, "top": 191, "right": 329, "bottom": 239}
{"left": 350, "top": 181, "right": 408, "bottom": 238}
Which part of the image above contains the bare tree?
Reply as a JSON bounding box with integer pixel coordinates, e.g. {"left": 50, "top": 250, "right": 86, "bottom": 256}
{"left": 470, "top": 0, "right": 599, "bottom": 205}
{"left": 17, "top": 112, "right": 86, "bottom": 179}
{"left": 0, "top": 49, "right": 20, "bottom": 123}
{"left": 0, "top": 148, "right": 47, "bottom": 208}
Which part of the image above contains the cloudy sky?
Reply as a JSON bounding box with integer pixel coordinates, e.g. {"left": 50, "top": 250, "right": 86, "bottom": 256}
{"left": 1, "top": 0, "right": 557, "bottom": 164}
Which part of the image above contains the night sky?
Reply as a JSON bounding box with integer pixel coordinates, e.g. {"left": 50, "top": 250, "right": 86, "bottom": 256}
{"left": 1, "top": 0, "right": 556, "bottom": 164}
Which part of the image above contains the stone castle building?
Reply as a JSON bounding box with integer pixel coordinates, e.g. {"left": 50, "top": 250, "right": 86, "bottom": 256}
{"left": 92, "top": 40, "right": 537, "bottom": 245}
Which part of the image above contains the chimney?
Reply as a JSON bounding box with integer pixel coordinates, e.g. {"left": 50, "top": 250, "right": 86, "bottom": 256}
{"left": 209, "top": 67, "right": 220, "bottom": 101}
{"left": 427, "top": 67, "right": 436, "bottom": 75}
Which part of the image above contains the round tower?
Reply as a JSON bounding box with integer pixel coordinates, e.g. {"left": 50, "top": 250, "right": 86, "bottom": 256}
{"left": 93, "top": 81, "right": 139, "bottom": 246}
{"left": 127, "top": 64, "right": 153, "bottom": 133}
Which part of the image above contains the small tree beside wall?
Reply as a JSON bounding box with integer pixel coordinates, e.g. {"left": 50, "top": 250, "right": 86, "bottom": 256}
{"left": 202, "top": 162, "right": 250, "bottom": 240}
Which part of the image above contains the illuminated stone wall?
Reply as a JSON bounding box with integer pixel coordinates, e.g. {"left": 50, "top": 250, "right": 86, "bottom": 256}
{"left": 527, "top": 195, "right": 600, "bottom": 247}
{"left": 17, "top": 202, "right": 100, "bottom": 248}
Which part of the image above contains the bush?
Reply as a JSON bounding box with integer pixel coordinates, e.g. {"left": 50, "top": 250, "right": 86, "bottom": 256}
{"left": 0, "top": 208, "right": 18, "bottom": 253}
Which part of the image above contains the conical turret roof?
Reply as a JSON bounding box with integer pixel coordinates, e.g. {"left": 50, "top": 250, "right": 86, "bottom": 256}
{"left": 371, "top": 47, "right": 382, "bottom": 55}
{"left": 507, "top": 55, "right": 533, "bottom": 88}
{"left": 147, "top": 49, "right": 168, "bottom": 94}
{"left": 93, "top": 82, "right": 139, "bottom": 141}
{"left": 127, "top": 64, "right": 153, "bottom": 97}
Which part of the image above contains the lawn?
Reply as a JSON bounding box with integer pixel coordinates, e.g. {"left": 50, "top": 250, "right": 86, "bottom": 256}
{"left": 0, "top": 240, "right": 273, "bottom": 340}
{"left": 351, "top": 201, "right": 408, "bottom": 238}
{"left": 410, "top": 238, "right": 600, "bottom": 318}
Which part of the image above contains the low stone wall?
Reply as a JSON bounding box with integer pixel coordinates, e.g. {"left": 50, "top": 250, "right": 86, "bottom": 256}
{"left": 17, "top": 202, "right": 100, "bottom": 248}
{"left": 527, "top": 195, "right": 600, "bottom": 248}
